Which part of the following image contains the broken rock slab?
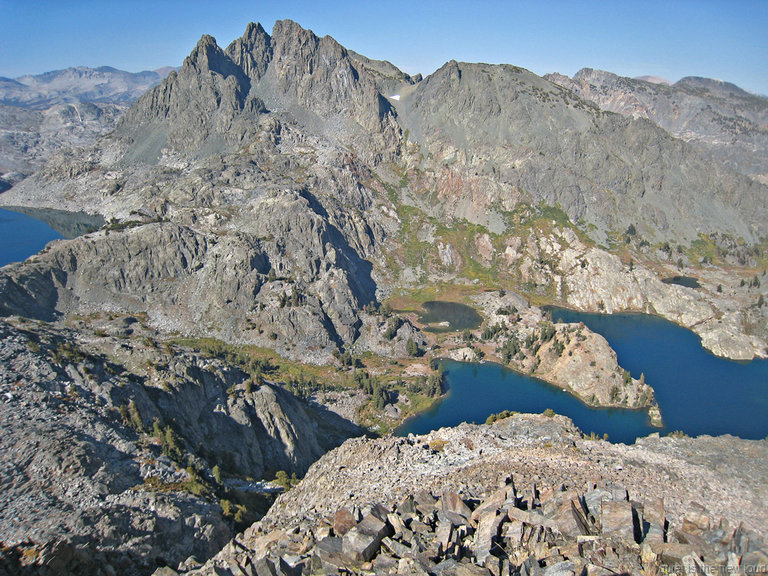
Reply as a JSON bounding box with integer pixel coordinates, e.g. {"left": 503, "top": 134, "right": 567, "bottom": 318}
{"left": 600, "top": 499, "right": 638, "bottom": 543}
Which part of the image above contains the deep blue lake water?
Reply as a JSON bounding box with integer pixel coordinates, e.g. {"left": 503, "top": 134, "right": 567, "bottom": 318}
{"left": 550, "top": 309, "right": 768, "bottom": 440}
{"left": 0, "top": 207, "right": 103, "bottom": 268}
{"left": 0, "top": 208, "right": 63, "bottom": 267}
{"left": 397, "top": 360, "right": 656, "bottom": 444}
{"left": 398, "top": 309, "right": 768, "bottom": 444}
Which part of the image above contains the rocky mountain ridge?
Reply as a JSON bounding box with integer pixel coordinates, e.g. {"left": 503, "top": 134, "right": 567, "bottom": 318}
{"left": 1, "top": 20, "right": 765, "bottom": 362}
{"left": 394, "top": 60, "right": 767, "bottom": 243}
{"left": 180, "top": 414, "right": 768, "bottom": 576}
{"left": 3, "top": 21, "right": 767, "bottom": 240}
{"left": 545, "top": 68, "right": 768, "bottom": 185}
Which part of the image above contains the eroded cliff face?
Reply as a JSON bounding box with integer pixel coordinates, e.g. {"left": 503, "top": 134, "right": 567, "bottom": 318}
{"left": 0, "top": 315, "right": 360, "bottom": 575}
{"left": 554, "top": 231, "right": 767, "bottom": 360}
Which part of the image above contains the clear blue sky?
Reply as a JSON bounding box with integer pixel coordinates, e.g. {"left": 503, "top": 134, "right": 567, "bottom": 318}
{"left": 1, "top": 0, "right": 766, "bottom": 95}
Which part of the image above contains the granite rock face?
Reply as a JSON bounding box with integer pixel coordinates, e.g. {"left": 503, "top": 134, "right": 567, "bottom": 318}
{"left": 0, "top": 214, "right": 377, "bottom": 362}
{"left": 0, "top": 316, "right": 360, "bottom": 575}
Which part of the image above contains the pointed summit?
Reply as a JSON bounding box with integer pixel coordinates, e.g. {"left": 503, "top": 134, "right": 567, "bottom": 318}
{"left": 265, "top": 19, "right": 394, "bottom": 131}
{"left": 186, "top": 34, "right": 218, "bottom": 69}
{"left": 225, "top": 22, "right": 272, "bottom": 81}
{"left": 116, "top": 31, "right": 258, "bottom": 155}
{"left": 269, "top": 19, "right": 348, "bottom": 67}
{"left": 245, "top": 21, "right": 267, "bottom": 38}
{"left": 185, "top": 34, "right": 246, "bottom": 83}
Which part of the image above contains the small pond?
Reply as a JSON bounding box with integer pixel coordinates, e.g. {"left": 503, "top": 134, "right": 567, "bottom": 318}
{"left": 418, "top": 301, "right": 482, "bottom": 333}
{"left": 661, "top": 275, "right": 700, "bottom": 289}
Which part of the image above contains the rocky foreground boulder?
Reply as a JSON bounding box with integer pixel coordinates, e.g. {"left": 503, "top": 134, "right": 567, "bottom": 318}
{"left": 181, "top": 478, "right": 760, "bottom": 576}
{"left": 169, "top": 415, "right": 767, "bottom": 575}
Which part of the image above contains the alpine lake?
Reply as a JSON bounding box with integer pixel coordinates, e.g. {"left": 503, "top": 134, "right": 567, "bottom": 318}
{"left": 0, "top": 207, "right": 103, "bottom": 267}
{"left": 2, "top": 211, "right": 767, "bottom": 445}
{"left": 398, "top": 302, "right": 768, "bottom": 444}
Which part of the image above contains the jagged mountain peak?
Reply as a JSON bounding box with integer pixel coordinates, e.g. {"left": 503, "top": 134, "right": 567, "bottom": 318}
{"left": 110, "top": 18, "right": 399, "bottom": 163}
{"left": 184, "top": 33, "right": 243, "bottom": 79}
{"left": 272, "top": 18, "right": 319, "bottom": 41}
{"left": 270, "top": 18, "right": 349, "bottom": 67}
{"left": 244, "top": 21, "right": 268, "bottom": 38}
{"left": 114, "top": 29, "right": 256, "bottom": 156}
{"left": 194, "top": 33, "right": 218, "bottom": 48}
{"left": 225, "top": 22, "right": 272, "bottom": 81}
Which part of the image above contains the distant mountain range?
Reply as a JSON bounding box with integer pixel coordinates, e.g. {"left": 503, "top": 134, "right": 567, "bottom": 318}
{"left": 0, "top": 66, "right": 173, "bottom": 182}
{"left": 546, "top": 69, "right": 768, "bottom": 185}
{"left": 0, "top": 65, "right": 174, "bottom": 109}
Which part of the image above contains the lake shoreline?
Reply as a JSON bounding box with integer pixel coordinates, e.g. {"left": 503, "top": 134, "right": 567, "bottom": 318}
{"left": 393, "top": 355, "right": 659, "bottom": 441}
{"left": 395, "top": 297, "right": 766, "bottom": 443}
